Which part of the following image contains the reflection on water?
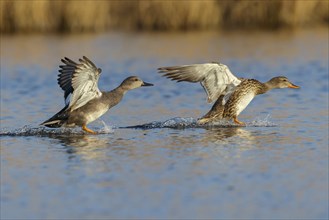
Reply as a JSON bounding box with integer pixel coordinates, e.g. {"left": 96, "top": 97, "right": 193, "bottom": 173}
{"left": 205, "top": 127, "right": 255, "bottom": 143}
{"left": 27, "top": 125, "right": 256, "bottom": 162}
{"left": 59, "top": 135, "right": 111, "bottom": 161}
{"left": 1, "top": 28, "right": 328, "bottom": 219}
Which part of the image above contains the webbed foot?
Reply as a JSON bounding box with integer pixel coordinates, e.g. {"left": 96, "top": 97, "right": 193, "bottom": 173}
{"left": 82, "top": 125, "right": 97, "bottom": 134}
{"left": 233, "top": 117, "right": 246, "bottom": 126}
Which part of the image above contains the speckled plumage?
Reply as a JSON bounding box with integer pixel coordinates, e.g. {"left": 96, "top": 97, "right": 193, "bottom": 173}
{"left": 223, "top": 79, "right": 266, "bottom": 118}
{"left": 159, "top": 62, "right": 299, "bottom": 125}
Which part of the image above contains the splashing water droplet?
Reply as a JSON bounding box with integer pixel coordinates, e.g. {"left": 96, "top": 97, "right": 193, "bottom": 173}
{"left": 0, "top": 125, "right": 85, "bottom": 136}
{"left": 123, "top": 115, "right": 277, "bottom": 129}
{"left": 0, "top": 115, "right": 277, "bottom": 136}
{"left": 249, "top": 114, "right": 277, "bottom": 127}
{"left": 98, "top": 120, "right": 114, "bottom": 134}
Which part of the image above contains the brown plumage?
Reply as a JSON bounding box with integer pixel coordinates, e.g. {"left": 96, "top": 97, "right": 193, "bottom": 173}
{"left": 159, "top": 62, "right": 300, "bottom": 125}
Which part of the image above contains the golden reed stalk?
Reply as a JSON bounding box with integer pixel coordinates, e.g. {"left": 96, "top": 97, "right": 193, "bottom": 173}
{"left": 1, "top": 0, "right": 328, "bottom": 33}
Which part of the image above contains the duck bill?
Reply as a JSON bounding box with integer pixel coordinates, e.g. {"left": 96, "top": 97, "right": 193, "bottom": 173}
{"left": 288, "top": 83, "right": 300, "bottom": 89}
{"left": 142, "top": 81, "right": 154, "bottom": 86}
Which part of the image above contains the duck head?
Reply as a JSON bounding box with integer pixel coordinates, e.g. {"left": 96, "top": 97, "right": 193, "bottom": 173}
{"left": 266, "top": 76, "right": 300, "bottom": 89}
{"left": 120, "top": 76, "right": 153, "bottom": 90}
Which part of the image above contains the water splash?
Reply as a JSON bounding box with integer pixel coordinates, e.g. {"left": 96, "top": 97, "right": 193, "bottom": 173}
{"left": 0, "top": 125, "right": 85, "bottom": 137}
{"left": 124, "top": 115, "right": 277, "bottom": 129}
{"left": 0, "top": 123, "right": 114, "bottom": 137}
{"left": 0, "top": 116, "right": 276, "bottom": 136}
{"left": 249, "top": 114, "right": 277, "bottom": 127}
{"left": 124, "top": 117, "right": 197, "bottom": 129}
{"left": 98, "top": 120, "right": 114, "bottom": 134}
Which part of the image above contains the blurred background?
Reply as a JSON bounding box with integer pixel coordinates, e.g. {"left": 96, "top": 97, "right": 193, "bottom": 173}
{"left": 1, "top": 0, "right": 328, "bottom": 33}
{"left": 1, "top": 1, "right": 328, "bottom": 219}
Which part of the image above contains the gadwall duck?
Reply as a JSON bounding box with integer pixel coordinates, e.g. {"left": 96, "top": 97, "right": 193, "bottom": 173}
{"left": 158, "top": 62, "right": 299, "bottom": 125}
{"left": 41, "top": 56, "right": 153, "bottom": 134}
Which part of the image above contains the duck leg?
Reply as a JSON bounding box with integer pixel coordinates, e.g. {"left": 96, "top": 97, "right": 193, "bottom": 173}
{"left": 82, "top": 125, "right": 97, "bottom": 134}
{"left": 198, "top": 95, "right": 225, "bottom": 124}
{"left": 233, "top": 116, "right": 246, "bottom": 126}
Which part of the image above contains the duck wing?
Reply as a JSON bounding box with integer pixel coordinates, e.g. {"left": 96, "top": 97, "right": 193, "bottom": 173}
{"left": 58, "top": 56, "right": 102, "bottom": 112}
{"left": 158, "top": 63, "right": 241, "bottom": 103}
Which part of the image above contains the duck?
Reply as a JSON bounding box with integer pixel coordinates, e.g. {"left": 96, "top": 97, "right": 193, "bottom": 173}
{"left": 41, "top": 56, "right": 153, "bottom": 134}
{"left": 158, "top": 62, "right": 299, "bottom": 125}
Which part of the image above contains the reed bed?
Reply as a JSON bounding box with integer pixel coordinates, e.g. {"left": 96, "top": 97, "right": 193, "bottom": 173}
{"left": 1, "top": 0, "right": 328, "bottom": 33}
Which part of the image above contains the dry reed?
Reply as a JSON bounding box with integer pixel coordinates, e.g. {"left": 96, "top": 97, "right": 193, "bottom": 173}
{"left": 1, "top": 0, "right": 328, "bottom": 33}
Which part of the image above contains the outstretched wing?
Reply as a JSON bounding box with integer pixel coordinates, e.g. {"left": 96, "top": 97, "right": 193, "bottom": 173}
{"left": 158, "top": 62, "right": 241, "bottom": 103}
{"left": 58, "top": 57, "right": 77, "bottom": 104}
{"left": 57, "top": 56, "right": 102, "bottom": 112}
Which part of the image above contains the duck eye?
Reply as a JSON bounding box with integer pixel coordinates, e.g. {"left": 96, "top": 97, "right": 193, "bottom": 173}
{"left": 134, "top": 79, "right": 138, "bottom": 81}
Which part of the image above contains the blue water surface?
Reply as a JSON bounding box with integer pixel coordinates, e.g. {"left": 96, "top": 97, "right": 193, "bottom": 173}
{"left": 1, "top": 28, "right": 328, "bottom": 219}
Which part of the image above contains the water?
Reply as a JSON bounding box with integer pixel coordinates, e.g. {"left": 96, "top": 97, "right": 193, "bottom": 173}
{"left": 1, "top": 28, "right": 328, "bottom": 219}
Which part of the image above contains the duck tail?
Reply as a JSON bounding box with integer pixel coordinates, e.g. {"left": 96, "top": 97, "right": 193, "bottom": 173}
{"left": 197, "top": 117, "right": 213, "bottom": 124}
{"left": 198, "top": 95, "right": 225, "bottom": 124}
{"left": 198, "top": 113, "right": 224, "bottom": 125}
{"left": 40, "top": 105, "right": 69, "bottom": 128}
{"left": 41, "top": 119, "right": 66, "bottom": 128}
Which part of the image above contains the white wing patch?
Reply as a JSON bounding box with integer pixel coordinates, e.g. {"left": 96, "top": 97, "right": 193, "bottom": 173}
{"left": 69, "top": 86, "right": 102, "bottom": 112}
{"left": 57, "top": 56, "right": 102, "bottom": 112}
{"left": 236, "top": 92, "right": 255, "bottom": 116}
{"left": 159, "top": 62, "right": 241, "bottom": 103}
{"left": 222, "top": 85, "right": 234, "bottom": 105}
{"left": 65, "top": 93, "right": 72, "bottom": 106}
{"left": 69, "top": 75, "right": 102, "bottom": 111}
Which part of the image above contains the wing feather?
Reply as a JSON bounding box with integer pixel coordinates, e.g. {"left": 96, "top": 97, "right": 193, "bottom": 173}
{"left": 57, "top": 56, "right": 102, "bottom": 111}
{"left": 158, "top": 63, "right": 241, "bottom": 103}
